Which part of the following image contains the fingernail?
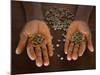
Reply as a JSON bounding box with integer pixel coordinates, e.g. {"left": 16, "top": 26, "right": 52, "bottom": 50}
{"left": 67, "top": 57, "right": 71, "bottom": 61}
{"left": 36, "top": 63, "right": 42, "bottom": 67}
{"left": 72, "top": 56, "right": 77, "bottom": 60}
{"left": 50, "top": 53, "right": 53, "bottom": 57}
{"left": 91, "top": 47, "right": 94, "bottom": 52}
{"left": 16, "top": 49, "right": 20, "bottom": 55}
{"left": 89, "top": 46, "right": 94, "bottom": 52}
{"left": 65, "top": 51, "right": 67, "bottom": 54}
{"left": 79, "top": 54, "right": 82, "bottom": 57}
{"left": 50, "top": 52, "right": 53, "bottom": 57}
{"left": 44, "top": 62, "right": 49, "bottom": 66}
{"left": 30, "top": 56, "right": 36, "bottom": 61}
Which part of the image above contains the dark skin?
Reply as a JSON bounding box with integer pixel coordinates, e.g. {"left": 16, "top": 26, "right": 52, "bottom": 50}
{"left": 16, "top": 20, "right": 54, "bottom": 67}
{"left": 64, "top": 6, "right": 94, "bottom": 61}
{"left": 16, "top": 3, "right": 94, "bottom": 67}
{"left": 64, "top": 20, "right": 94, "bottom": 61}
{"left": 16, "top": 20, "right": 94, "bottom": 66}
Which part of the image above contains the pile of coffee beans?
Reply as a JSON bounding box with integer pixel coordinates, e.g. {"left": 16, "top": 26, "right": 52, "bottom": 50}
{"left": 29, "top": 34, "right": 45, "bottom": 46}
{"left": 71, "top": 32, "right": 84, "bottom": 44}
{"left": 45, "top": 8, "right": 74, "bottom": 31}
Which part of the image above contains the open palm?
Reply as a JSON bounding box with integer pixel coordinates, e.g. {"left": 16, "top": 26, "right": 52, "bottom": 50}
{"left": 16, "top": 20, "right": 54, "bottom": 67}
{"left": 64, "top": 20, "right": 94, "bottom": 61}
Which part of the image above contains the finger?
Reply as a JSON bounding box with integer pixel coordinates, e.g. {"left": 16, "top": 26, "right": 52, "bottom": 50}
{"left": 67, "top": 42, "right": 74, "bottom": 61}
{"left": 16, "top": 33, "right": 28, "bottom": 55}
{"left": 72, "top": 44, "right": 79, "bottom": 60}
{"left": 65, "top": 27, "right": 75, "bottom": 54}
{"left": 35, "top": 47, "right": 43, "bottom": 67}
{"left": 86, "top": 35, "right": 94, "bottom": 52}
{"left": 64, "top": 40, "right": 70, "bottom": 54}
{"left": 42, "top": 45, "right": 49, "bottom": 66}
{"left": 27, "top": 41, "right": 36, "bottom": 61}
{"left": 47, "top": 41, "right": 54, "bottom": 57}
{"left": 79, "top": 41, "right": 86, "bottom": 56}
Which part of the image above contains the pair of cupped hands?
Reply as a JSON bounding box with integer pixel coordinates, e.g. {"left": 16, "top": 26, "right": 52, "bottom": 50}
{"left": 16, "top": 20, "right": 94, "bottom": 67}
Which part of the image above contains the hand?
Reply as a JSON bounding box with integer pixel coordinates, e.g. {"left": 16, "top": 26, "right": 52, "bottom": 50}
{"left": 64, "top": 20, "right": 94, "bottom": 61}
{"left": 16, "top": 20, "right": 54, "bottom": 67}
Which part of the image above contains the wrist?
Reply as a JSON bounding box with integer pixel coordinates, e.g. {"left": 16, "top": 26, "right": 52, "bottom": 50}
{"left": 75, "top": 6, "right": 93, "bottom": 23}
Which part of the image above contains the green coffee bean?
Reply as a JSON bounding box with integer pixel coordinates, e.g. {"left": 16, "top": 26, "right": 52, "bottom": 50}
{"left": 71, "top": 32, "right": 83, "bottom": 44}
{"left": 29, "top": 34, "right": 45, "bottom": 46}
{"left": 45, "top": 8, "right": 74, "bottom": 31}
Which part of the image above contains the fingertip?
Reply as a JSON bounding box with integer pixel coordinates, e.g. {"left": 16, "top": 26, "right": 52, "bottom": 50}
{"left": 72, "top": 53, "right": 78, "bottom": 61}
{"left": 49, "top": 52, "right": 53, "bottom": 57}
{"left": 65, "top": 52, "right": 67, "bottom": 54}
{"left": 49, "top": 48, "right": 54, "bottom": 57}
{"left": 36, "top": 62, "right": 42, "bottom": 67}
{"left": 48, "top": 46, "right": 54, "bottom": 57}
{"left": 89, "top": 46, "right": 94, "bottom": 52}
{"left": 31, "top": 57, "right": 36, "bottom": 61}
{"left": 64, "top": 40, "right": 69, "bottom": 54}
{"left": 88, "top": 45, "right": 94, "bottom": 52}
{"left": 64, "top": 49, "right": 67, "bottom": 54}
{"left": 72, "top": 56, "right": 78, "bottom": 61}
{"left": 87, "top": 36, "right": 94, "bottom": 52}
{"left": 29, "top": 55, "right": 36, "bottom": 61}
{"left": 16, "top": 48, "right": 21, "bottom": 55}
{"left": 27, "top": 47, "right": 36, "bottom": 61}
{"left": 67, "top": 56, "right": 71, "bottom": 61}
{"left": 79, "top": 53, "right": 82, "bottom": 57}
{"left": 91, "top": 49, "right": 94, "bottom": 52}
{"left": 44, "top": 62, "right": 49, "bottom": 66}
